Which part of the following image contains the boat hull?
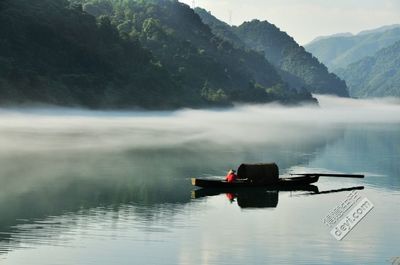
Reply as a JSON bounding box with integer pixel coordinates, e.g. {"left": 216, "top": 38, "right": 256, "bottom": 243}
{"left": 191, "top": 175, "right": 319, "bottom": 188}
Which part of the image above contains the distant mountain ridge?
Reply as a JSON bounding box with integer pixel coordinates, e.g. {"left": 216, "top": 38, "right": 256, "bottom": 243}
{"left": 308, "top": 24, "right": 400, "bottom": 45}
{"left": 195, "top": 8, "right": 349, "bottom": 97}
{"left": 305, "top": 25, "right": 400, "bottom": 71}
{"left": 358, "top": 24, "right": 400, "bottom": 36}
{"left": 308, "top": 33, "right": 353, "bottom": 45}
{"left": 336, "top": 41, "right": 400, "bottom": 98}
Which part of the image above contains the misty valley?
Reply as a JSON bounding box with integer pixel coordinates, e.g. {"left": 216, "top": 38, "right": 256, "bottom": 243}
{"left": 1, "top": 0, "right": 400, "bottom": 264}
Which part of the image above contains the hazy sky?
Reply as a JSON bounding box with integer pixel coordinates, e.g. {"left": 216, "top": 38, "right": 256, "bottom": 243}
{"left": 179, "top": 0, "right": 400, "bottom": 45}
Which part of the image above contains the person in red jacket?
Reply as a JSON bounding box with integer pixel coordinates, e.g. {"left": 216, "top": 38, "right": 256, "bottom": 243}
{"left": 225, "top": 169, "right": 237, "bottom": 183}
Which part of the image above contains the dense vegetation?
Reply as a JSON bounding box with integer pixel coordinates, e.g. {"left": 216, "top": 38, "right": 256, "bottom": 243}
{"left": 0, "top": 0, "right": 186, "bottom": 108}
{"left": 0, "top": 0, "right": 315, "bottom": 109}
{"left": 73, "top": 0, "right": 314, "bottom": 105}
{"left": 194, "top": 8, "right": 246, "bottom": 49}
{"left": 305, "top": 26, "right": 400, "bottom": 72}
{"left": 336, "top": 41, "right": 400, "bottom": 98}
{"left": 195, "top": 9, "right": 348, "bottom": 97}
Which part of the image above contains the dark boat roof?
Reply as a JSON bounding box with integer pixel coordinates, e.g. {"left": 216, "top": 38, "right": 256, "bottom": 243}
{"left": 237, "top": 163, "right": 279, "bottom": 184}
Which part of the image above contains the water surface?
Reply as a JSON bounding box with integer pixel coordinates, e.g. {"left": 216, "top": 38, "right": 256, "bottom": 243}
{"left": 0, "top": 96, "right": 399, "bottom": 264}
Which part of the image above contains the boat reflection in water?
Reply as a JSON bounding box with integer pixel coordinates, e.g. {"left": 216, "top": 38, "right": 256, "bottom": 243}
{"left": 191, "top": 185, "right": 364, "bottom": 209}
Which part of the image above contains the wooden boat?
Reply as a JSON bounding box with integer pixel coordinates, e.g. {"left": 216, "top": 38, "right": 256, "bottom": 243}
{"left": 191, "top": 175, "right": 319, "bottom": 188}
{"left": 191, "top": 163, "right": 364, "bottom": 189}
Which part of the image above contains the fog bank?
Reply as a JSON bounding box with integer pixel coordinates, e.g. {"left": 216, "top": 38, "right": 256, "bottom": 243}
{"left": 0, "top": 95, "right": 399, "bottom": 153}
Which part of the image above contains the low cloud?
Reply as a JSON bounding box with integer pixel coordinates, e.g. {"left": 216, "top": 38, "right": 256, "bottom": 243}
{"left": 0, "top": 95, "right": 399, "bottom": 153}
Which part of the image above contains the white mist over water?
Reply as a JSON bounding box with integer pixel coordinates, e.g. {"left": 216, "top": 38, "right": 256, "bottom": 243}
{"left": 0, "top": 95, "right": 399, "bottom": 153}
{"left": 0, "top": 96, "right": 400, "bottom": 265}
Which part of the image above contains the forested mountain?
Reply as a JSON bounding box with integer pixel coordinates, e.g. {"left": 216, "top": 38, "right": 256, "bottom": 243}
{"left": 0, "top": 0, "right": 315, "bottom": 108}
{"left": 195, "top": 9, "right": 348, "bottom": 97}
{"left": 0, "top": 0, "right": 184, "bottom": 108}
{"left": 234, "top": 21, "right": 348, "bottom": 96}
{"left": 73, "top": 0, "right": 313, "bottom": 105}
{"left": 194, "top": 8, "right": 245, "bottom": 49}
{"left": 336, "top": 41, "right": 400, "bottom": 98}
{"left": 305, "top": 26, "right": 400, "bottom": 71}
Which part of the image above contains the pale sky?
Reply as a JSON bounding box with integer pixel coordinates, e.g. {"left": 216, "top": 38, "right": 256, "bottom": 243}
{"left": 179, "top": 0, "right": 400, "bottom": 45}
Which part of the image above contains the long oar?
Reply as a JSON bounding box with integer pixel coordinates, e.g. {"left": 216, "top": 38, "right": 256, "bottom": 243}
{"left": 291, "top": 173, "right": 364, "bottom": 178}
{"left": 295, "top": 186, "right": 365, "bottom": 197}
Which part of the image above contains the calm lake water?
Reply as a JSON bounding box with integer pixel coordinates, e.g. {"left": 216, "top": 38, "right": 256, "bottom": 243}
{"left": 0, "top": 96, "right": 399, "bottom": 265}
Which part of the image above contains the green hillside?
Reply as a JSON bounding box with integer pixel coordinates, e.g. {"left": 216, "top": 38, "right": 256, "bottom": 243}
{"left": 73, "top": 0, "right": 314, "bottom": 105}
{"left": 195, "top": 9, "right": 348, "bottom": 97}
{"left": 336, "top": 41, "right": 400, "bottom": 98}
{"left": 194, "top": 8, "right": 245, "bottom": 49}
{"left": 0, "top": 0, "right": 183, "bottom": 109}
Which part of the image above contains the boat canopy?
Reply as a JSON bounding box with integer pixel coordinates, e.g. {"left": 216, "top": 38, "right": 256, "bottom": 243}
{"left": 237, "top": 163, "right": 279, "bottom": 184}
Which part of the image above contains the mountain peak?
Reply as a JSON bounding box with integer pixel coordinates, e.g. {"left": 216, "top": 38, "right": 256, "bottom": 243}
{"left": 195, "top": 8, "right": 349, "bottom": 97}
{"left": 305, "top": 24, "right": 400, "bottom": 71}
{"left": 242, "top": 19, "right": 277, "bottom": 29}
{"left": 308, "top": 32, "right": 353, "bottom": 45}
